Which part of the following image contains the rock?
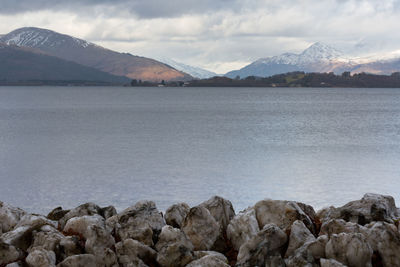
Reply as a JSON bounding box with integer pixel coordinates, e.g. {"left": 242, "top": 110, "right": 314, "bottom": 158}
{"left": 59, "top": 203, "right": 102, "bottom": 229}
{"left": 98, "top": 248, "right": 119, "bottom": 267}
{"left": 57, "top": 254, "right": 97, "bottom": 267}
{"left": 182, "top": 206, "right": 220, "bottom": 251}
{"left": 47, "top": 207, "right": 70, "bottom": 222}
{"left": 0, "top": 202, "right": 26, "bottom": 234}
{"left": 320, "top": 219, "right": 365, "bottom": 237}
{"left": 100, "top": 206, "right": 117, "bottom": 220}
{"left": 325, "top": 233, "right": 372, "bottom": 267}
{"left": 115, "top": 238, "right": 157, "bottom": 267}
{"left": 165, "top": 203, "right": 190, "bottom": 228}
{"left": 1, "top": 215, "right": 57, "bottom": 251}
{"left": 319, "top": 193, "right": 399, "bottom": 225}
{"left": 114, "top": 201, "right": 165, "bottom": 246}
{"left": 26, "top": 248, "right": 56, "bottom": 267}
{"left": 28, "top": 225, "right": 64, "bottom": 254}
{"left": 363, "top": 221, "right": 400, "bottom": 266}
{"left": 84, "top": 224, "right": 115, "bottom": 256}
{"left": 186, "top": 255, "right": 230, "bottom": 267}
{"left": 59, "top": 236, "right": 84, "bottom": 259}
{"left": 155, "top": 225, "right": 194, "bottom": 267}
{"left": 285, "top": 220, "right": 316, "bottom": 258}
{"left": 226, "top": 207, "right": 260, "bottom": 251}
{"left": 285, "top": 234, "right": 328, "bottom": 267}
{"left": 200, "top": 196, "right": 235, "bottom": 232}
{"left": 0, "top": 242, "right": 23, "bottom": 266}
{"left": 320, "top": 258, "right": 347, "bottom": 267}
{"left": 236, "top": 224, "right": 288, "bottom": 267}
{"left": 193, "top": 250, "right": 228, "bottom": 262}
{"left": 63, "top": 215, "right": 105, "bottom": 238}
{"left": 254, "top": 199, "right": 316, "bottom": 234}
{"left": 5, "top": 262, "right": 23, "bottom": 267}
{"left": 62, "top": 214, "right": 115, "bottom": 261}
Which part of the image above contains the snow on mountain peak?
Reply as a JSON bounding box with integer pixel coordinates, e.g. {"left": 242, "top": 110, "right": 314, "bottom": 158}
{"left": 299, "top": 42, "right": 344, "bottom": 63}
{"left": 0, "top": 27, "right": 93, "bottom": 49}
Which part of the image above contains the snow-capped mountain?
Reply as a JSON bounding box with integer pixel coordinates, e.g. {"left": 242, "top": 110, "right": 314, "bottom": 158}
{"left": 0, "top": 27, "right": 192, "bottom": 82}
{"left": 226, "top": 42, "right": 353, "bottom": 78}
{"left": 159, "top": 58, "right": 217, "bottom": 79}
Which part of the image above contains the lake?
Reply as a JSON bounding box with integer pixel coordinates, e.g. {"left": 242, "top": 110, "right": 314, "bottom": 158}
{"left": 0, "top": 86, "right": 399, "bottom": 214}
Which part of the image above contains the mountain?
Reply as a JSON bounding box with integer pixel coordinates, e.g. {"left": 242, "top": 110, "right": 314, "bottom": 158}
{"left": 0, "top": 43, "right": 130, "bottom": 84}
{"left": 159, "top": 58, "right": 218, "bottom": 79}
{"left": 226, "top": 42, "right": 353, "bottom": 78}
{"left": 0, "top": 27, "right": 192, "bottom": 82}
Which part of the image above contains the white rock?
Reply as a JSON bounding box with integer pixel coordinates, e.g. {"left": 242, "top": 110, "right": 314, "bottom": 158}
{"left": 59, "top": 203, "right": 102, "bottom": 229}
{"left": 115, "top": 238, "right": 157, "bottom": 267}
{"left": 186, "top": 255, "right": 230, "bottom": 267}
{"left": 182, "top": 206, "right": 220, "bottom": 251}
{"left": 285, "top": 220, "right": 316, "bottom": 258}
{"left": 155, "top": 225, "right": 194, "bottom": 267}
{"left": 325, "top": 233, "right": 372, "bottom": 267}
{"left": 165, "top": 203, "right": 190, "bottom": 228}
{"left": 0, "top": 242, "right": 23, "bottom": 265}
{"left": 57, "top": 254, "right": 97, "bottom": 267}
{"left": 26, "top": 248, "right": 56, "bottom": 267}
{"left": 254, "top": 199, "right": 315, "bottom": 234}
{"left": 236, "top": 224, "right": 287, "bottom": 267}
{"left": 0, "top": 202, "right": 26, "bottom": 234}
{"left": 226, "top": 207, "right": 259, "bottom": 251}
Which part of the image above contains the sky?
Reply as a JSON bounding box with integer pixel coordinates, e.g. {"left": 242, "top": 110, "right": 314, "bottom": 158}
{"left": 1, "top": 0, "right": 400, "bottom": 73}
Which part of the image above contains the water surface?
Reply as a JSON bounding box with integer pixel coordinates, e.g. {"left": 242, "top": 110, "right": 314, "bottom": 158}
{"left": 0, "top": 86, "right": 399, "bottom": 214}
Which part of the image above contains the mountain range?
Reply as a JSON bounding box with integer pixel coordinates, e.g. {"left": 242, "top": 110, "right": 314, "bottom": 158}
{"left": 0, "top": 27, "right": 192, "bottom": 83}
{"left": 226, "top": 42, "right": 400, "bottom": 79}
{"left": 2, "top": 27, "right": 400, "bottom": 84}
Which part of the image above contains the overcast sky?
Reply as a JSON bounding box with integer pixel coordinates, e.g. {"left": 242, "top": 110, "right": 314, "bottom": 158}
{"left": 1, "top": 0, "right": 399, "bottom": 73}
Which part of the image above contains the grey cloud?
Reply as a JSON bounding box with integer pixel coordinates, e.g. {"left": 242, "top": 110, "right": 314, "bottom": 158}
{"left": 0, "top": 0, "right": 238, "bottom": 18}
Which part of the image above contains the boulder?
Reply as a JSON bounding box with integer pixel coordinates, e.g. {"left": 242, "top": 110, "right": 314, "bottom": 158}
{"left": 200, "top": 196, "right": 235, "bottom": 232}
{"left": 254, "top": 199, "right": 316, "bottom": 234}
{"left": 57, "top": 254, "right": 97, "bottom": 267}
{"left": 113, "top": 201, "right": 165, "bottom": 246}
{"left": 285, "top": 235, "right": 328, "bottom": 267}
{"left": 47, "top": 207, "right": 70, "bottom": 222}
{"left": 59, "top": 236, "right": 84, "bottom": 259}
{"left": 165, "top": 203, "right": 190, "bottom": 228}
{"left": 193, "top": 250, "right": 228, "bottom": 262}
{"left": 236, "top": 224, "right": 288, "bottom": 267}
{"left": 226, "top": 207, "right": 259, "bottom": 251}
{"left": 28, "top": 225, "right": 64, "bottom": 253}
{"left": 115, "top": 238, "right": 157, "bottom": 267}
{"left": 182, "top": 206, "right": 220, "bottom": 251}
{"left": 363, "top": 221, "right": 400, "bottom": 266}
{"left": 320, "top": 258, "right": 347, "bottom": 267}
{"left": 325, "top": 233, "right": 372, "bottom": 267}
{"left": 0, "top": 202, "right": 26, "bottom": 234}
{"left": 84, "top": 224, "right": 115, "bottom": 256}
{"left": 0, "top": 242, "right": 23, "bottom": 266}
{"left": 100, "top": 206, "right": 117, "bottom": 220}
{"left": 63, "top": 215, "right": 105, "bottom": 237}
{"left": 5, "top": 262, "right": 23, "bottom": 267}
{"left": 320, "top": 219, "right": 365, "bottom": 237}
{"left": 1, "top": 215, "right": 57, "bottom": 251}
{"left": 25, "top": 248, "right": 56, "bottom": 267}
{"left": 155, "top": 225, "right": 194, "bottom": 267}
{"left": 318, "top": 193, "right": 399, "bottom": 225}
{"left": 186, "top": 255, "right": 230, "bottom": 267}
{"left": 285, "top": 220, "right": 316, "bottom": 258}
{"left": 59, "top": 203, "right": 102, "bottom": 229}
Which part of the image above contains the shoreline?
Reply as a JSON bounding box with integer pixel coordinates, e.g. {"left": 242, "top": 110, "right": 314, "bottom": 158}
{"left": 1, "top": 193, "right": 400, "bottom": 266}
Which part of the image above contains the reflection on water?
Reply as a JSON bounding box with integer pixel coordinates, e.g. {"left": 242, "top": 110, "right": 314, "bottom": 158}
{"left": 0, "top": 86, "right": 399, "bottom": 214}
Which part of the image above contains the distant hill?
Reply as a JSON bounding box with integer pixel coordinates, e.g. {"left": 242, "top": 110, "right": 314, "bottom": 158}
{"left": 0, "top": 43, "right": 130, "bottom": 84}
{"left": 159, "top": 58, "right": 218, "bottom": 79}
{"left": 226, "top": 43, "right": 354, "bottom": 78}
{"left": 0, "top": 27, "right": 192, "bottom": 82}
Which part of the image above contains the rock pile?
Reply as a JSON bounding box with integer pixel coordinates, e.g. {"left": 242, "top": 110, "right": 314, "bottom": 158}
{"left": 1, "top": 193, "right": 399, "bottom": 266}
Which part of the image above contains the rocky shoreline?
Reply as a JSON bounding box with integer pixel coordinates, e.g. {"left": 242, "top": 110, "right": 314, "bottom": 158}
{"left": 1, "top": 193, "right": 399, "bottom": 267}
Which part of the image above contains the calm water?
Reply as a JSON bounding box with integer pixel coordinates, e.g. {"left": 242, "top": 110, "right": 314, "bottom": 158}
{"left": 0, "top": 86, "right": 399, "bottom": 214}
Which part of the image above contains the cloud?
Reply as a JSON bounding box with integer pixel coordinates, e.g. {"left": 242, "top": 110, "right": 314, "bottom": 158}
{"left": 1, "top": 0, "right": 400, "bottom": 73}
